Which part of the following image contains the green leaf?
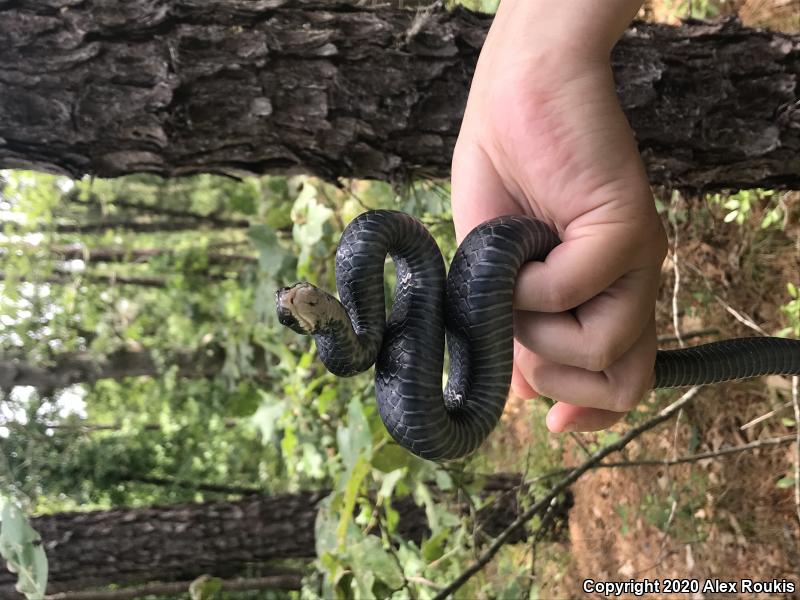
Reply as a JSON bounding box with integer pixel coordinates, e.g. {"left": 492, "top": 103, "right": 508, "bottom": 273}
{"left": 337, "top": 456, "right": 371, "bottom": 545}
{"left": 314, "top": 495, "right": 339, "bottom": 557}
{"left": 0, "top": 502, "right": 48, "bottom": 599}
{"left": 371, "top": 443, "right": 413, "bottom": 473}
{"left": 292, "top": 183, "right": 333, "bottom": 249}
{"left": 776, "top": 476, "right": 795, "bottom": 489}
{"left": 348, "top": 536, "right": 405, "bottom": 593}
{"left": 337, "top": 399, "right": 372, "bottom": 472}
{"left": 434, "top": 469, "right": 453, "bottom": 491}
{"left": 421, "top": 528, "right": 449, "bottom": 562}
{"left": 723, "top": 198, "right": 740, "bottom": 210}
{"left": 189, "top": 575, "right": 223, "bottom": 600}
{"left": 378, "top": 469, "right": 406, "bottom": 504}
{"left": 252, "top": 392, "right": 286, "bottom": 441}
{"left": 247, "top": 224, "right": 285, "bottom": 275}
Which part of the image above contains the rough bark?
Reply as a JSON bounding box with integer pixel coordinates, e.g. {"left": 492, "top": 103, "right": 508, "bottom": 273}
{"left": 1, "top": 3, "right": 798, "bottom": 190}
{"left": 0, "top": 491, "right": 326, "bottom": 596}
{"left": 0, "top": 477, "right": 566, "bottom": 596}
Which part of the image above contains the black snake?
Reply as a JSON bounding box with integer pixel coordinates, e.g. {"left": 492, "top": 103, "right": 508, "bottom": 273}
{"left": 276, "top": 210, "right": 800, "bottom": 461}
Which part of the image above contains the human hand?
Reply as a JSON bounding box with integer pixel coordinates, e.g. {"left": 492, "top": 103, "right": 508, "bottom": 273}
{"left": 451, "top": 0, "right": 667, "bottom": 432}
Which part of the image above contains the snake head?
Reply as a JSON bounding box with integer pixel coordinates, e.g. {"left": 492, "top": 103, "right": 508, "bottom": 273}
{"left": 276, "top": 282, "right": 327, "bottom": 335}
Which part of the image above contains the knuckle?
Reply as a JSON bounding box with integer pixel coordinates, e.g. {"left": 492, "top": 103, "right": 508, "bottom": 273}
{"left": 527, "top": 362, "right": 554, "bottom": 395}
{"left": 580, "top": 339, "right": 620, "bottom": 372}
{"left": 546, "top": 283, "right": 583, "bottom": 313}
{"left": 611, "top": 391, "right": 641, "bottom": 413}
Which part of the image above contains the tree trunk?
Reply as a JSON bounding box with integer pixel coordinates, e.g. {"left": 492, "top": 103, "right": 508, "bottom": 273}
{"left": 0, "top": 342, "right": 269, "bottom": 393}
{"left": 1, "top": 3, "right": 798, "bottom": 190}
{"left": 0, "top": 477, "right": 565, "bottom": 596}
{"left": 45, "top": 246, "right": 255, "bottom": 266}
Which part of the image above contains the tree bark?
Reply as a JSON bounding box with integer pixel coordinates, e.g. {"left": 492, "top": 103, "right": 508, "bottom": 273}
{"left": 0, "top": 492, "right": 325, "bottom": 596}
{"left": 1, "top": 3, "right": 798, "bottom": 190}
{"left": 0, "top": 477, "right": 565, "bottom": 596}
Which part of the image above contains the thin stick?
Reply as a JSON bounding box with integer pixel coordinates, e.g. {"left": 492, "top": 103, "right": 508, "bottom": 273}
{"left": 793, "top": 376, "right": 800, "bottom": 527}
{"left": 670, "top": 193, "right": 684, "bottom": 347}
{"left": 740, "top": 400, "right": 793, "bottom": 430}
{"left": 684, "top": 261, "right": 769, "bottom": 335}
{"left": 432, "top": 387, "right": 703, "bottom": 600}
{"left": 657, "top": 328, "right": 718, "bottom": 344}
{"left": 597, "top": 434, "right": 797, "bottom": 468}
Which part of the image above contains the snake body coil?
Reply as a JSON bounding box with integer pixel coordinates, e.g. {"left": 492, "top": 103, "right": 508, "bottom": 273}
{"left": 276, "top": 210, "right": 800, "bottom": 461}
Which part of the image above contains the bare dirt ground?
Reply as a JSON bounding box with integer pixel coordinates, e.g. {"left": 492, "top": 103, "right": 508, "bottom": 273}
{"left": 499, "top": 194, "right": 800, "bottom": 599}
{"left": 483, "top": 2, "right": 800, "bottom": 596}
{"left": 560, "top": 200, "right": 800, "bottom": 595}
{"left": 472, "top": 3, "right": 800, "bottom": 598}
{"left": 558, "top": 2, "right": 800, "bottom": 596}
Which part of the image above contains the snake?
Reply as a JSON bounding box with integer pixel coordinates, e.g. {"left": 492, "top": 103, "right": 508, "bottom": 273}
{"left": 276, "top": 210, "right": 800, "bottom": 461}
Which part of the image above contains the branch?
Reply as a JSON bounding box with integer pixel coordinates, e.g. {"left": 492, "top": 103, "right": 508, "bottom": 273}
{"left": 47, "top": 245, "right": 256, "bottom": 265}
{"left": 597, "top": 433, "right": 797, "bottom": 468}
{"left": 433, "top": 387, "right": 704, "bottom": 600}
{"left": 64, "top": 191, "right": 252, "bottom": 228}
{"left": 657, "top": 328, "right": 719, "bottom": 344}
{"left": 792, "top": 376, "right": 800, "bottom": 526}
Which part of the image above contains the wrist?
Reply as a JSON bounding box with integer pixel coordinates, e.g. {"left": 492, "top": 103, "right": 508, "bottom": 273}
{"left": 491, "top": 0, "right": 643, "bottom": 61}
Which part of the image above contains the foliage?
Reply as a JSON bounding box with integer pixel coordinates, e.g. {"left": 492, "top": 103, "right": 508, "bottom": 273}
{"left": 657, "top": 0, "right": 722, "bottom": 19}
{"left": 707, "top": 189, "right": 783, "bottom": 228}
{"left": 779, "top": 281, "right": 800, "bottom": 338}
{"left": 452, "top": 0, "right": 499, "bottom": 13}
{"left": 0, "top": 500, "right": 48, "bottom": 599}
{"left": 6, "top": 169, "right": 547, "bottom": 598}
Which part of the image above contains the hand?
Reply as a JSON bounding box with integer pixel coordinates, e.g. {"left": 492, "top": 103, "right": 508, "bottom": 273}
{"left": 451, "top": 0, "right": 667, "bottom": 432}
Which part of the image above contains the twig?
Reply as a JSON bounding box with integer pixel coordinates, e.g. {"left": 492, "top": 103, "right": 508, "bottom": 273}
{"left": 740, "top": 400, "right": 793, "bottom": 430}
{"left": 670, "top": 192, "right": 684, "bottom": 347}
{"left": 568, "top": 431, "right": 593, "bottom": 457}
{"left": 684, "top": 261, "right": 769, "bottom": 335}
{"left": 661, "top": 196, "right": 685, "bottom": 565}
{"left": 407, "top": 576, "right": 443, "bottom": 590}
{"left": 657, "top": 328, "right": 718, "bottom": 344}
{"left": 596, "top": 434, "right": 797, "bottom": 468}
{"left": 432, "top": 387, "right": 703, "bottom": 600}
{"left": 793, "top": 376, "right": 800, "bottom": 527}
{"left": 402, "top": 0, "right": 445, "bottom": 45}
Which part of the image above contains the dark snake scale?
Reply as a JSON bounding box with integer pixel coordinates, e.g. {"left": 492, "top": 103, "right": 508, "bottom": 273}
{"left": 276, "top": 210, "right": 800, "bottom": 461}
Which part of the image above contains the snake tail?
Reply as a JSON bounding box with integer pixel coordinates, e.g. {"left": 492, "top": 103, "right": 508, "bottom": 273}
{"left": 654, "top": 337, "right": 800, "bottom": 387}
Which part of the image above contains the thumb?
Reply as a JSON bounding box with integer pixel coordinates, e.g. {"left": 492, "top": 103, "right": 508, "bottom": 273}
{"left": 451, "top": 138, "right": 526, "bottom": 243}
{"left": 513, "top": 221, "right": 645, "bottom": 313}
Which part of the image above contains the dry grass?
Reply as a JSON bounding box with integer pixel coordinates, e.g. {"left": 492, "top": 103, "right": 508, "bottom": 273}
{"left": 556, "top": 190, "right": 800, "bottom": 596}
{"left": 642, "top": 0, "right": 799, "bottom": 31}
{"left": 462, "top": 4, "right": 800, "bottom": 596}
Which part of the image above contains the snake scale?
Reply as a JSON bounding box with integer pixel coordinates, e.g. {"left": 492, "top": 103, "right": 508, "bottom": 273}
{"left": 276, "top": 210, "right": 800, "bottom": 461}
